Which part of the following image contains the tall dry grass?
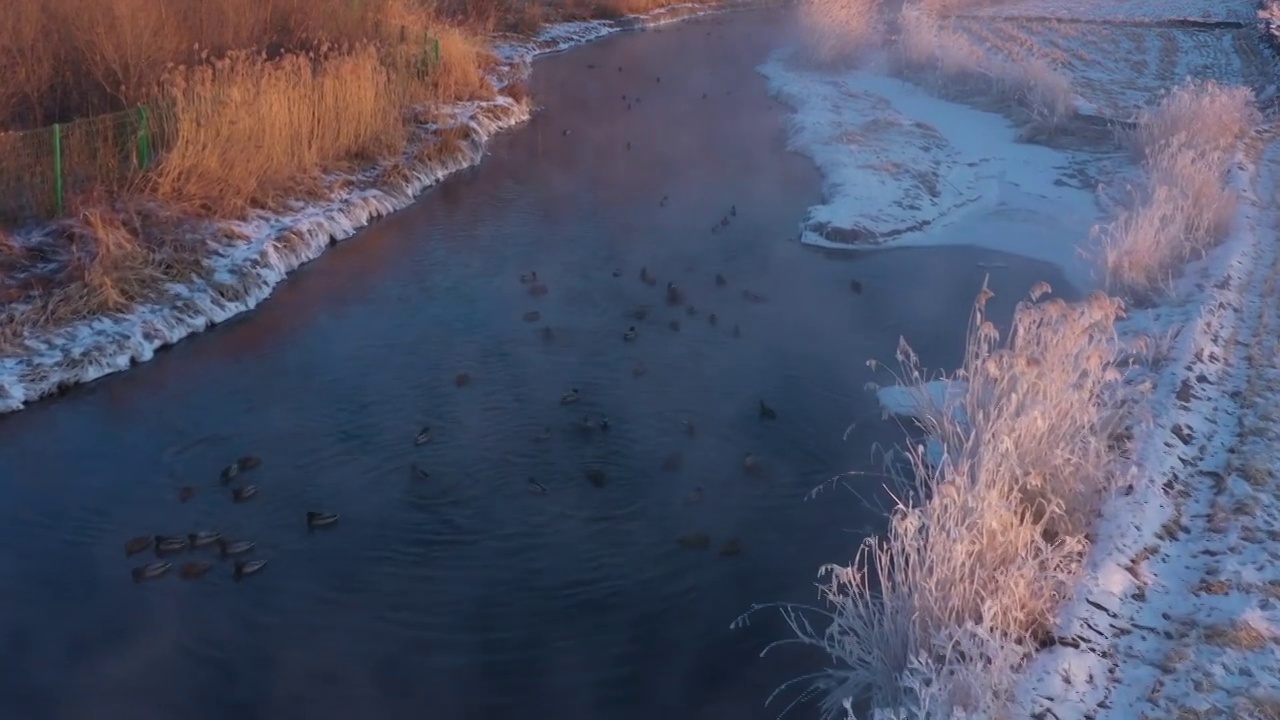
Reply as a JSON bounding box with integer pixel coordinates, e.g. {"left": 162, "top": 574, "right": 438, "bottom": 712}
{"left": 797, "top": 0, "right": 885, "bottom": 67}
{"left": 1096, "top": 81, "right": 1260, "bottom": 297}
{"left": 748, "top": 282, "right": 1133, "bottom": 718}
{"left": 896, "top": 8, "right": 1074, "bottom": 125}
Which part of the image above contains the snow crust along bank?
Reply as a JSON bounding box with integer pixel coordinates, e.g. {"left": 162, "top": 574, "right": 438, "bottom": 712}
{"left": 0, "top": 3, "right": 746, "bottom": 415}
{"left": 961, "top": 0, "right": 1257, "bottom": 25}
{"left": 759, "top": 50, "right": 1101, "bottom": 290}
{"left": 1012, "top": 139, "right": 1280, "bottom": 719}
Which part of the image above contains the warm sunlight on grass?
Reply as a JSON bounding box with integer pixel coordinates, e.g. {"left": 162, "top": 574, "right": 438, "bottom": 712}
{"left": 750, "top": 282, "right": 1134, "bottom": 717}
{"left": 1097, "top": 81, "right": 1260, "bottom": 298}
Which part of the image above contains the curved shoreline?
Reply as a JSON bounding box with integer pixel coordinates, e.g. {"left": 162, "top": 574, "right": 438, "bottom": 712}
{"left": 0, "top": 2, "right": 760, "bottom": 415}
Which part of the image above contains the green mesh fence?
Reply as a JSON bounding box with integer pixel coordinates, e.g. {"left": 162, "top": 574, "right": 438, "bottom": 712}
{"left": 0, "top": 104, "right": 173, "bottom": 224}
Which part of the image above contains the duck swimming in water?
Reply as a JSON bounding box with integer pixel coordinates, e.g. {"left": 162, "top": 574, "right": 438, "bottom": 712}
{"left": 154, "top": 535, "right": 188, "bottom": 554}
{"left": 708, "top": 313, "right": 718, "bottom": 326}
{"left": 743, "top": 453, "right": 761, "bottom": 474}
{"left": 455, "top": 372, "right": 472, "bottom": 387}
{"left": 217, "top": 539, "right": 255, "bottom": 557}
{"left": 682, "top": 419, "right": 696, "bottom": 438}
{"left": 411, "top": 464, "right": 431, "bottom": 480}
{"left": 598, "top": 417, "right": 611, "bottom": 431}
{"left": 415, "top": 426, "right": 433, "bottom": 446}
{"left": 668, "top": 319, "right": 681, "bottom": 332}
{"left": 528, "top": 478, "right": 548, "bottom": 494}
{"left": 523, "top": 310, "right": 542, "bottom": 322}
{"left": 759, "top": 400, "right": 777, "bottom": 420}
{"left": 132, "top": 561, "right": 171, "bottom": 582}
{"left": 632, "top": 363, "right": 648, "bottom": 378}
{"left": 306, "top": 511, "right": 340, "bottom": 528}
{"left": 232, "top": 485, "right": 258, "bottom": 503}
{"left": 684, "top": 486, "right": 704, "bottom": 504}
{"left": 612, "top": 269, "right": 622, "bottom": 278}
{"left": 560, "top": 388, "right": 581, "bottom": 405}
{"left": 188, "top": 531, "right": 222, "bottom": 548}
{"left": 631, "top": 306, "right": 650, "bottom": 321}
{"left": 233, "top": 559, "right": 267, "bottom": 581}
{"left": 715, "top": 273, "right": 727, "bottom": 287}
{"left": 125, "top": 536, "right": 153, "bottom": 557}
{"left": 520, "top": 271, "right": 538, "bottom": 284}
{"left": 665, "top": 282, "right": 683, "bottom": 306}
{"left": 623, "top": 326, "right": 637, "bottom": 341}
{"left": 528, "top": 283, "right": 548, "bottom": 297}
{"left": 541, "top": 326, "right": 555, "bottom": 342}
{"left": 640, "top": 267, "right": 657, "bottom": 286}
{"left": 585, "top": 468, "right": 607, "bottom": 488}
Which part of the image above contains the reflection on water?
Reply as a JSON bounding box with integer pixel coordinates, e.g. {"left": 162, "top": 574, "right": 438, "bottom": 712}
{"left": 0, "top": 9, "right": 1076, "bottom": 720}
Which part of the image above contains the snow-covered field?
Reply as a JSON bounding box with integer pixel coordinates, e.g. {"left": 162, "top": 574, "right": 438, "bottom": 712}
{"left": 0, "top": 3, "right": 751, "bottom": 415}
{"left": 766, "top": 1, "right": 1280, "bottom": 717}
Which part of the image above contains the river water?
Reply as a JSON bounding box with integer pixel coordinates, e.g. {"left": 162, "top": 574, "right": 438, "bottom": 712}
{"left": 0, "top": 8, "right": 1075, "bottom": 720}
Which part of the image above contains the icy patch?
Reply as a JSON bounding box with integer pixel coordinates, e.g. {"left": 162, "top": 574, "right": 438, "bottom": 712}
{"left": 0, "top": 2, "right": 747, "bottom": 415}
{"left": 759, "top": 50, "right": 1101, "bottom": 290}
{"left": 875, "top": 378, "right": 968, "bottom": 467}
{"left": 964, "top": 0, "right": 1256, "bottom": 25}
{"left": 1012, "top": 142, "right": 1280, "bottom": 720}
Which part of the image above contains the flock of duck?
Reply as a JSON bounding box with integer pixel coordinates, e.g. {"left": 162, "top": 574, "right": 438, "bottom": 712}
{"left": 124, "top": 455, "right": 340, "bottom": 584}
{"left": 461, "top": 249, "right": 800, "bottom": 558}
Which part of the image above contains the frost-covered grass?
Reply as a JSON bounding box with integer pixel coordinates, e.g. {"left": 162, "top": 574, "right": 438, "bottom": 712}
{"left": 796, "top": 0, "right": 884, "bottom": 66}
{"left": 753, "top": 3, "right": 1268, "bottom": 718}
{"left": 1095, "top": 80, "right": 1260, "bottom": 298}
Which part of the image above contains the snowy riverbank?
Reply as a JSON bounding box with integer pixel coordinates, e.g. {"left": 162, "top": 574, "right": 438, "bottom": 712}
{"left": 0, "top": 3, "right": 753, "bottom": 415}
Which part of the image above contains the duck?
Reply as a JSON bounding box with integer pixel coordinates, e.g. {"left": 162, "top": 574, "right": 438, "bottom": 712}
{"left": 631, "top": 306, "right": 650, "bottom": 321}
{"left": 686, "top": 305, "right": 697, "bottom": 317}
{"left": 661, "top": 451, "right": 683, "bottom": 472}
{"left": 231, "top": 485, "right": 258, "bottom": 503}
{"left": 541, "top": 326, "right": 555, "bottom": 342}
{"left": 188, "top": 531, "right": 222, "bottom": 548}
{"left": 668, "top": 319, "right": 681, "bottom": 332}
{"left": 719, "top": 538, "right": 743, "bottom": 557}
{"left": 684, "top": 486, "right": 704, "bottom": 504}
{"left": 759, "top": 400, "right": 777, "bottom": 420}
{"left": 732, "top": 324, "right": 742, "bottom": 338}
{"left": 631, "top": 363, "right": 648, "bottom": 378}
{"left": 598, "top": 417, "right": 611, "bottom": 431}
{"left": 742, "top": 290, "right": 767, "bottom": 303}
{"left": 237, "top": 455, "right": 262, "bottom": 472}
{"left": 682, "top": 419, "right": 697, "bottom": 438}
{"left": 306, "top": 511, "right": 340, "bottom": 528}
{"left": 125, "top": 536, "right": 154, "bottom": 557}
{"left": 581, "top": 415, "right": 598, "bottom": 431}
{"left": 219, "top": 462, "right": 240, "bottom": 484}
{"left": 233, "top": 559, "right": 268, "bottom": 580}
{"left": 560, "top": 388, "right": 581, "bottom": 405}
{"left": 585, "top": 468, "right": 607, "bottom": 488}
{"left": 217, "top": 539, "right": 255, "bottom": 557}
{"left": 179, "top": 561, "right": 214, "bottom": 580}
{"left": 532, "top": 426, "right": 552, "bottom": 442}
{"left": 528, "top": 283, "right": 548, "bottom": 297}
{"left": 178, "top": 486, "right": 196, "bottom": 503}
{"left": 677, "top": 533, "right": 711, "bottom": 550}
{"left": 612, "top": 269, "right": 622, "bottom": 278}
{"left": 131, "top": 561, "right": 171, "bottom": 582}
{"left": 659, "top": 195, "right": 669, "bottom": 207}
{"left": 154, "top": 535, "right": 189, "bottom": 554}
{"left": 520, "top": 271, "right": 538, "bottom": 284}
{"left": 715, "top": 273, "right": 727, "bottom": 287}
{"left": 708, "top": 313, "right": 718, "bottom": 326}
{"left": 455, "top": 372, "right": 472, "bottom": 387}
{"left": 528, "top": 478, "right": 548, "bottom": 494}
{"left": 850, "top": 278, "right": 863, "bottom": 295}
{"left": 640, "top": 267, "right": 657, "bottom": 286}
{"left": 523, "top": 310, "right": 542, "bottom": 322}
{"left": 411, "top": 464, "right": 431, "bottom": 480}
{"left": 623, "top": 326, "right": 638, "bottom": 341}
{"left": 719, "top": 216, "right": 730, "bottom": 228}
{"left": 730, "top": 204, "right": 737, "bottom": 217}
{"left": 665, "top": 282, "right": 683, "bottom": 305}
{"left": 743, "top": 453, "right": 761, "bottom": 474}
{"left": 414, "top": 426, "right": 433, "bottom": 445}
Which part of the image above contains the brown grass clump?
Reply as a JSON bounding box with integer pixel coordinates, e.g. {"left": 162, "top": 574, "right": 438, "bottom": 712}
{"left": 150, "top": 46, "right": 410, "bottom": 216}
{"left": 747, "top": 280, "right": 1132, "bottom": 717}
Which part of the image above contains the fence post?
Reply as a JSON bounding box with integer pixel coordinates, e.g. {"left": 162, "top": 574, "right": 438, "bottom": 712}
{"left": 52, "top": 123, "right": 64, "bottom": 217}
{"left": 136, "top": 105, "right": 152, "bottom": 169}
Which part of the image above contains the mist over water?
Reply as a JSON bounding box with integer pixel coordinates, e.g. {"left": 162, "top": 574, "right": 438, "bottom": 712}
{"left": 0, "top": 9, "right": 1075, "bottom": 720}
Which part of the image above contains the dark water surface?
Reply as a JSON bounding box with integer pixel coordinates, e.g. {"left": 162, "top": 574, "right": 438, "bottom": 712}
{"left": 0, "top": 9, "right": 1075, "bottom": 720}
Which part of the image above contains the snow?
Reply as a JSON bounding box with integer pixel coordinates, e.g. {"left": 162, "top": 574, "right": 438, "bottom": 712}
{"left": 758, "top": 50, "right": 1102, "bottom": 290}
{"left": 961, "top": 0, "right": 1257, "bottom": 25}
{"left": 874, "top": 378, "right": 967, "bottom": 468}
{"left": 1012, "top": 142, "right": 1280, "bottom": 720}
{"left": 0, "top": 3, "right": 743, "bottom": 415}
